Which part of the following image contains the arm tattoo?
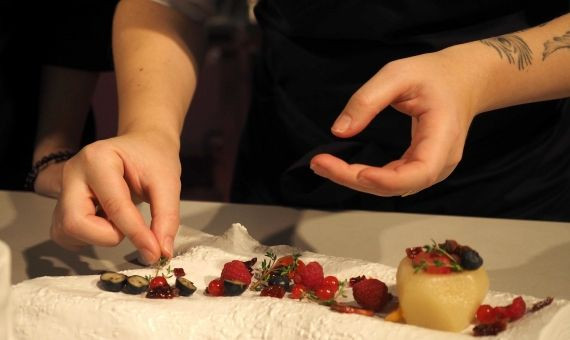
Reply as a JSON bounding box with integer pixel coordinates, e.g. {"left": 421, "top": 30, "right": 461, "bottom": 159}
{"left": 480, "top": 35, "right": 533, "bottom": 71}
{"left": 543, "top": 30, "right": 570, "bottom": 60}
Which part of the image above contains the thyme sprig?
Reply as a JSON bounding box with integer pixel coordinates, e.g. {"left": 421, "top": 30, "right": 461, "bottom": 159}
{"left": 250, "top": 250, "right": 301, "bottom": 291}
{"left": 415, "top": 240, "right": 463, "bottom": 272}
{"left": 144, "top": 256, "right": 173, "bottom": 281}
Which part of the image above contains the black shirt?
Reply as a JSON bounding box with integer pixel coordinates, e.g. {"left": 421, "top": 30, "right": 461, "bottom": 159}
{"left": 231, "top": 0, "right": 570, "bottom": 221}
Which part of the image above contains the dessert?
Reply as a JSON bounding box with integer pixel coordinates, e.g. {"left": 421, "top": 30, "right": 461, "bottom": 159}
{"left": 11, "top": 224, "right": 570, "bottom": 339}
{"left": 396, "top": 240, "right": 490, "bottom": 332}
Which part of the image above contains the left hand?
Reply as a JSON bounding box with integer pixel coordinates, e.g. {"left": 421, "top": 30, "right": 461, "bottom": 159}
{"left": 310, "top": 50, "right": 481, "bottom": 197}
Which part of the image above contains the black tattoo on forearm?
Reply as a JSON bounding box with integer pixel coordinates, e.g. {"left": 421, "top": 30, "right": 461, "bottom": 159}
{"left": 543, "top": 30, "right": 570, "bottom": 60}
{"left": 480, "top": 35, "right": 533, "bottom": 70}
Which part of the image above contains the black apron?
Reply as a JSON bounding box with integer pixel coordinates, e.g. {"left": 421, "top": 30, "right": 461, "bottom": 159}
{"left": 231, "top": 0, "right": 570, "bottom": 222}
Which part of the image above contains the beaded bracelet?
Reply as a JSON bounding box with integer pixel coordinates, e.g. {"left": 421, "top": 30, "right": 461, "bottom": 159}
{"left": 25, "top": 150, "right": 76, "bottom": 191}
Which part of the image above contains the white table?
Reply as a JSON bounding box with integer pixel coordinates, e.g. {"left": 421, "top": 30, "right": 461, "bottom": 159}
{"left": 1, "top": 190, "right": 569, "bottom": 299}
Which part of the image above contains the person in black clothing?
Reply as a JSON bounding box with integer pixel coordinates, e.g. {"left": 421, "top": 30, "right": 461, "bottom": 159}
{"left": 48, "top": 0, "right": 570, "bottom": 264}
{"left": 0, "top": 1, "right": 117, "bottom": 195}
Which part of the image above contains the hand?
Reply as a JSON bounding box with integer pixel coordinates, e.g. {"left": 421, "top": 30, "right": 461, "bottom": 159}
{"left": 33, "top": 162, "right": 65, "bottom": 198}
{"left": 311, "top": 49, "right": 480, "bottom": 196}
{"left": 50, "top": 131, "right": 182, "bottom": 264}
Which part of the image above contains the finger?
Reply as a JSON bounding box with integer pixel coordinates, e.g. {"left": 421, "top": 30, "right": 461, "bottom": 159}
{"left": 331, "top": 67, "right": 408, "bottom": 137}
{"left": 310, "top": 154, "right": 393, "bottom": 195}
{"left": 51, "top": 181, "right": 124, "bottom": 251}
{"left": 147, "top": 177, "right": 181, "bottom": 258}
{"left": 87, "top": 161, "right": 161, "bottom": 264}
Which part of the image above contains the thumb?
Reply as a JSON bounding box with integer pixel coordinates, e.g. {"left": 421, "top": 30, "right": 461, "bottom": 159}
{"left": 331, "top": 66, "right": 406, "bottom": 138}
{"left": 148, "top": 179, "right": 181, "bottom": 258}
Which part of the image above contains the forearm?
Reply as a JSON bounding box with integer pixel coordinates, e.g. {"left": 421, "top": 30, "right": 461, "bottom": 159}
{"left": 441, "top": 13, "right": 570, "bottom": 115}
{"left": 113, "top": 0, "right": 204, "bottom": 146}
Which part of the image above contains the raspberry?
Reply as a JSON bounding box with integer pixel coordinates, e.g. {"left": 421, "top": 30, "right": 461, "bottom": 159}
{"left": 298, "top": 261, "right": 324, "bottom": 290}
{"left": 352, "top": 278, "right": 388, "bottom": 311}
{"left": 207, "top": 278, "right": 224, "bottom": 296}
{"left": 221, "top": 260, "right": 253, "bottom": 285}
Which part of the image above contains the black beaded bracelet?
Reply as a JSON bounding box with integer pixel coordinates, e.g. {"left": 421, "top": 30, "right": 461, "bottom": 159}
{"left": 25, "top": 150, "right": 76, "bottom": 190}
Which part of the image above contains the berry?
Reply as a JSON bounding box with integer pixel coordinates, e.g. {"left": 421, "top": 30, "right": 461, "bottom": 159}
{"left": 476, "top": 304, "right": 496, "bottom": 324}
{"left": 460, "top": 248, "right": 483, "bottom": 270}
{"left": 207, "top": 278, "right": 224, "bottom": 296}
{"left": 260, "top": 285, "right": 286, "bottom": 298}
{"left": 405, "top": 247, "right": 423, "bottom": 259}
{"left": 275, "top": 255, "right": 295, "bottom": 268}
{"left": 149, "top": 276, "right": 168, "bottom": 290}
{"left": 289, "top": 284, "right": 307, "bottom": 299}
{"left": 352, "top": 278, "right": 389, "bottom": 311}
{"left": 321, "top": 276, "right": 339, "bottom": 292}
{"left": 495, "top": 306, "right": 509, "bottom": 319}
{"left": 506, "top": 296, "right": 526, "bottom": 321}
{"left": 412, "top": 251, "right": 453, "bottom": 274}
{"left": 298, "top": 261, "right": 324, "bottom": 290}
{"left": 349, "top": 275, "right": 366, "bottom": 287}
{"left": 315, "top": 286, "right": 335, "bottom": 301}
{"left": 173, "top": 268, "right": 185, "bottom": 278}
{"left": 221, "top": 260, "right": 253, "bottom": 285}
{"left": 293, "top": 272, "right": 303, "bottom": 284}
{"left": 268, "top": 274, "right": 292, "bottom": 291}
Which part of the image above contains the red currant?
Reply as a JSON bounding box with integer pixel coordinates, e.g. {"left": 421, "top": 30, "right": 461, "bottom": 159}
{"left": 493, "top": 306, "right": 509, "bottom": 321}
{"left": 260, "top": 285, "right": 286, "bottom": 298}
{"left": 289, "top": 284, "right": 307, "bottom": 299}
{"left": 207, "top": 278, "right": 224, "bottom": 296}
{"left": 315, "top": 286, "right": 335, "bottom": 301}
{"left": 476, "top": 304, "right": 496, "bottom": 324}
{"left": 506, "top": 296, "right": 526, "bottom": 321}
{"left": 321, "top": 276, "right": 339, "bottom": 292}
{"left": 149, "top": 276, "right": 168, "bottom": 289}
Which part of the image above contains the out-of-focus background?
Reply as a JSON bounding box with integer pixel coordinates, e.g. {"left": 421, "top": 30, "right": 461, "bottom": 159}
{"left": 0, "top": 0, "right": 259, "bottom": 202}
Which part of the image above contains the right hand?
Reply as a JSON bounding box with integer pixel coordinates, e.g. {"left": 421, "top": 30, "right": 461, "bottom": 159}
{"left": 50, "top": 131, "right": 182, "bottom": 264}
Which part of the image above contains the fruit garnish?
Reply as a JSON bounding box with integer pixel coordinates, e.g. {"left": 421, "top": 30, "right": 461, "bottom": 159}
{"left": 473, "top": 320, "right": 507, "bottom": 336}
{"left": 206, "top": 278, "right": 225, "bottom": 296}
{"left": 260, "top": 285, "right": 286, "bottom": 298}
{"left": 289, "top": 284, "right": 307, "bottom": 299}
{"left": 99, "top": 272, "right": 127, "bottom": 292}
{"left": 223, "top": 280, "right": 248, "bottom": 296}
{"left": 473, "top": 296, "right": 529, "bottom": 336}
{"left": 330, "top": 303, "right": 375, "bottom": 316}
{"left": 321, "top": 276, "right": 340, "bottom": 292}
{"left": 175, "top": 277, "right": 197, "bottom": 297}
{"left": 250, "top": 250, "right": 302, "bottom": 291}
{"left": 385, "top": 307, "right": 404, "bottom": 323}
{"left": 530, "top": 296, "right": 554, "bottom": 312}
{"left": 406, "top": 239, "right": 484, "bottom": 273}
{"left": 124, "top": 275, "right": 149, "bottom": 295}
{"left": 352, "top": 278, "right": 389, "bottom": 311}
{"left": 349, "top": 275, "right": 366, "bottom": 287}
{"left": 221, "top": 260, "right": 253, "bottom": 286}
{"left": 146, "top": 276, "right": 178, "bottom": 299}
{"left": 149, "top": 276, "right": 168, "bottom": 290}
{"left": 173, "top": 268, "right": 185, "bottom": 278}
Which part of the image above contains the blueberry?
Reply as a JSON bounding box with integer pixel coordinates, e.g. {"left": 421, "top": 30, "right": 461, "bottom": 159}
{"left": 268, "top": 275, "right": 291, "bottom": 292}
{"left": 223, "top": 280, "right": 248, "bottom": 296}
{"left": 460, "top": 249, "right": 483, "bottom": 270}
